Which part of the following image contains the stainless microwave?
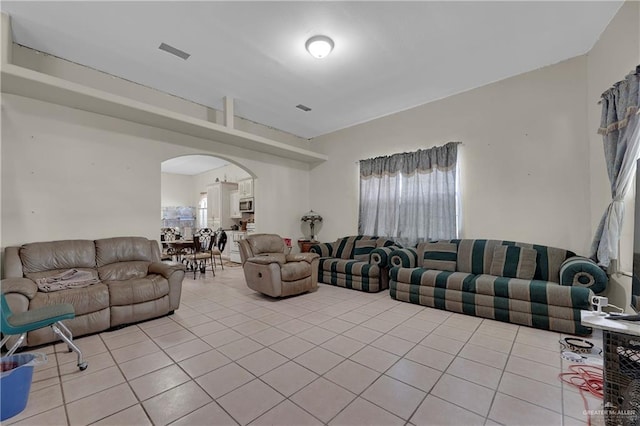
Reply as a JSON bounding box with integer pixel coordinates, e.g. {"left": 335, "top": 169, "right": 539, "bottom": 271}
{"left": 239, "top": 197, "right": 254, "bottom": 213}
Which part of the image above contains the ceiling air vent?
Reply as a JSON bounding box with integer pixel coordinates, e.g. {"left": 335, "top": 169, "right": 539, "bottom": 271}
{"left": 296, "top": 104, "right": 312, "bottom": 112}
{"left": 159, "top": 43, "right": 191, "bottom": 60}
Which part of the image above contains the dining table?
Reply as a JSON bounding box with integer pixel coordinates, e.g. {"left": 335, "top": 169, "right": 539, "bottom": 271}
{"left": 164, "top": 240, "right": 195, "bottom": 262}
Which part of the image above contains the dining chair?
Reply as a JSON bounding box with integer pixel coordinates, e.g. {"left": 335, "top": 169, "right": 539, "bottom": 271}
{"left": 197, "top": 228, "right": 224, "bottom": 271}
{"left": 183, "top": 235, "right": 216, "bottom": 278}
{"left": 160, "top": 227, "right": 181, "bottom": 261}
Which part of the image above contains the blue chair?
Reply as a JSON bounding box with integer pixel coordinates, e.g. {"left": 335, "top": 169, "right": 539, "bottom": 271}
{"left": 1, "top": 293, "right": 87, "bottom": 370}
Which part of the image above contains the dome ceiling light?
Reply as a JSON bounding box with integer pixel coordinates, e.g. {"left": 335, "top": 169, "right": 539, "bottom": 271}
{"left": 305, "top": 35, "right": 334, "bottom": 59}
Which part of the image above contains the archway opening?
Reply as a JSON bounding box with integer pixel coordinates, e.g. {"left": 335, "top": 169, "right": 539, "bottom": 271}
{"left": 160, "top": 154, "right": 256, "bottom": 262}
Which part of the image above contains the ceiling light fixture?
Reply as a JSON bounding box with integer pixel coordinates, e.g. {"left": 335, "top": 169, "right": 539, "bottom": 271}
{"left": 305, "top": 35, "right": 334, "bottom": 59}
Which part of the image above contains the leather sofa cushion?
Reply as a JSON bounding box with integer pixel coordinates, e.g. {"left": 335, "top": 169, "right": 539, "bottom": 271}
{"left": 248, "top": 234, "right": 284, "bottom": 255}
{"left": 98, "top": 261, "right": 150, "bottom": 281}
{"left": 110, "top": 297, "right": 170, "bottom": 327}
{"left": 106, "top": 275, "right": 169, "bottom": 306}
{"left": 281, "top": 261, "right": 311, "bottom": 282}
{"left": 29, "top": 283, "right": 110, "bottom": 316}
{"left": 249, "top": 253, "right": 286, "bottom": 265}
{"left": 20, "top": 240, "right": 96, "bottom": 274}
{"left": 96, "top": 237, "right": 153, "bottom": 267}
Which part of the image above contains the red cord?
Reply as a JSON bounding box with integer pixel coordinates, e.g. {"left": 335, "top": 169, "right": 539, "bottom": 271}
{"left": 559, "top": 365, "right": 604, "bottom": 426}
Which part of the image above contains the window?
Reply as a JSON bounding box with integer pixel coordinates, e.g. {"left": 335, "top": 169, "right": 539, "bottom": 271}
{"left": 197, "top": 193, "right": 207, "bottom": 229}
{"left": 358, "top": 142, "right": 460, "bottom": 247}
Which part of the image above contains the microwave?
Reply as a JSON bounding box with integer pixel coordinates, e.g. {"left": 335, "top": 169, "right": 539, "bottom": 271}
{"left": 239, "top": 197, "right": 254, "bottom": 213}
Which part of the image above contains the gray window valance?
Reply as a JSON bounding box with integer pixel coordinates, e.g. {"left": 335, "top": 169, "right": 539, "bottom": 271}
{"left": 359, "top": 142, "right": 460, "bottom": 177}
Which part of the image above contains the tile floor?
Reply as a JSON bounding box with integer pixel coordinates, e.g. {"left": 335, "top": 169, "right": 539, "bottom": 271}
{"left": 7, "top": 266, "right": 604, "bottom": 426}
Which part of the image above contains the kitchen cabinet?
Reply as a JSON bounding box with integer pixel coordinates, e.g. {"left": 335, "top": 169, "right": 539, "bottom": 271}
{"left": 230, "top": 190, "right": 241, "bottom": 219}
{"left": 206, "top": 182, "right": 238, "bottom": 230}
{"left": 229, "top": 231, "right": 247, "bottom": 263}
{"left": 238, "top": 178, "right": 253, "bottom": 198}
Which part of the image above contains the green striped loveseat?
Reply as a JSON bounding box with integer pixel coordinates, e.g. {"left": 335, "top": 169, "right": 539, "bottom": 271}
{"left": 310, "top": 236, "right": 400, "bottom": 292}
{"left": 389, "top": 239, "right": 608, "bottom": 336}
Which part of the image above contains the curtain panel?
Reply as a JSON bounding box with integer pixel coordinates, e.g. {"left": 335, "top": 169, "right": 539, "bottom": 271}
{"left": 591, "top": 66, "right": 640, "bottom": 269}
{"left": 359, "top": 142, "right": 460, "bottom": 247}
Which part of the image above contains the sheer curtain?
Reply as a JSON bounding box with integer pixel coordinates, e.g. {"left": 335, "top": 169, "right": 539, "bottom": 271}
{"left": 591, "top": 66, "right": 640, "bottom": 270}
{"left": 359, "top": 142, "right": 460, "bottom": 247}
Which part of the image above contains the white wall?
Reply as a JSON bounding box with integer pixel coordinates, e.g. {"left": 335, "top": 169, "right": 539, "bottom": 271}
{"left": 11, "top": 45, "right": 310, "bottom": 149}
{"left": 586, "top": 0, "right": 640, "bottom": 308}
{"left": 161, "top": 172, "right": 195, "bottom": 207}
{"left": 1, "top": 44, "right": 313, "bottom": 251}
{"left": 311, "top": 56, "right": 591, "bottom": 254}
{"left": 1, "top": 93, "right": 311, "bottom": 248}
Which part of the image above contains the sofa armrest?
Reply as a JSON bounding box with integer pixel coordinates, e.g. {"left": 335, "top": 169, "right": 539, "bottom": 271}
{"left": 559, "top": 256, "right": 608, "bottom": 294}
{"left": 286, "top": 253, "right": 320, "bottom": 264}
{"left": 247, "top": 255, "right": 286, "bottom": 266}
{"left": 148, "top": 262, "right": 184, "bottom": 311}
{"left": 1, "top": 277, "right": 38, "bottom": 300}
{"left": 149, "top": 262, "right": 185, "bottom": 279}
{"left": 371, "top": 246, "right": 401, "bottom": 268}
{"left": 310, "top": 242, "right": 334, "bottom": 257}
{"left": 1, "top": 278, "right": 36, "bottom": 328}
{"left": 389, "top": 248, "right": 419, "bottom": 268}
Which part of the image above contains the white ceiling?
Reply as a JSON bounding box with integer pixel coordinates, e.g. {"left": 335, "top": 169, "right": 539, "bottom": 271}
{"left": 161, "top": 155, "right": 229, "bottom": 175}
{"left": 1, "top": 1, "right": 623, "bottom": 139}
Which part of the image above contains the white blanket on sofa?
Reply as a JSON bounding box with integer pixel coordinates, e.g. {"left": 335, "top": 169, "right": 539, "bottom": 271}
{"left": 35, "top": 269, "right": 99, "bottom": 292}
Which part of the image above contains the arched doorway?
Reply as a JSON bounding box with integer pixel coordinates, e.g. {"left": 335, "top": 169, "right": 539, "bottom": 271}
{"left": 160, "top": 155, "right": 257, "bottom": 262}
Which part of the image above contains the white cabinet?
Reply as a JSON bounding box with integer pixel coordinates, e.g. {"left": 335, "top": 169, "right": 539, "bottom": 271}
{"left": 238, "top": 178, "right": 253, "bottom": 198}
{"left": 229, "top": 231, "right": 246, "bottom": 263}
{"left": 230, "top": 190, "right": 241, "bottom": 219}
{"left": 206, "top": 182, "right": 238, "bottom": 230}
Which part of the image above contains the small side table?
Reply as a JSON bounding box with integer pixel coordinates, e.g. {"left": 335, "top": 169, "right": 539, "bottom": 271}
{"left": 298, "top": 240, "right": 318, "bottom": 253}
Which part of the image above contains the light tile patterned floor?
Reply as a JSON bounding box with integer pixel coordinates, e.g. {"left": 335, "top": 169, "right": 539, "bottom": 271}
{"left": 7, "top": 266, "right": 603, "bottom": 426}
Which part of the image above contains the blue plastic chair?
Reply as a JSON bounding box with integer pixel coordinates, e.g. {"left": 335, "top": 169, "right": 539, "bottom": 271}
{"left": 0, "top": 293, "right": 87, "bottom": 370}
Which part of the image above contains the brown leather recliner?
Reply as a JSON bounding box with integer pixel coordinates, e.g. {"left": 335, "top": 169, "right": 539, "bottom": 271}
{"left": 239, "top": 234, "right": 319, "bottom": 297}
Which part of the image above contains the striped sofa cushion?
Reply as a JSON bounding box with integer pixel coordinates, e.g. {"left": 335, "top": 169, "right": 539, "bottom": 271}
{"left": 456, "top": 240, "right": 503, "bottom": 275}
{"left": 502, "top": 241, "right": 575, "bottom": 282}
{"left": 318, "top": 258, "right": 382, "bottom": 292}
{"left": 489, "top": 245, "right": 537, "bottom": 280}
{"left": 389, "top": 278, "right": 592, "bottom": 335}
{"left": 390, "top": 267, "right": 591, "bottom": 308}
{"left": 333, "top": 236, "right": 396, "bottom": 259}
{"left": 353, "top": 240, "right": 378, "bottom": 262}
{"left": 420, "top": 242, "right": 457, "bottom": 271}
{"left": 319, "top": 258, "right": 380, "bottom": 277}
{"left": 456, "top": 239, "right": 575, "bottom": 282}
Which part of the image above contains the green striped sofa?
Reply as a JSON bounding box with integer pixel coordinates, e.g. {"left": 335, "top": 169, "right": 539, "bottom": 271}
{"left": 389, "top": 239, "right": 608, "bottom": 336}
{"left": 310, "top": 236, "right": 400, "bottom": 292}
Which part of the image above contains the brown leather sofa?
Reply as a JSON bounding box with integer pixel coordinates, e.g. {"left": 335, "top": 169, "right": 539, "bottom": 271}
{"left": 239, "top": 234, "right": 319, "bottom": 297}
{"left": 1, "top": 237, "right": 185, "bottom": 348}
